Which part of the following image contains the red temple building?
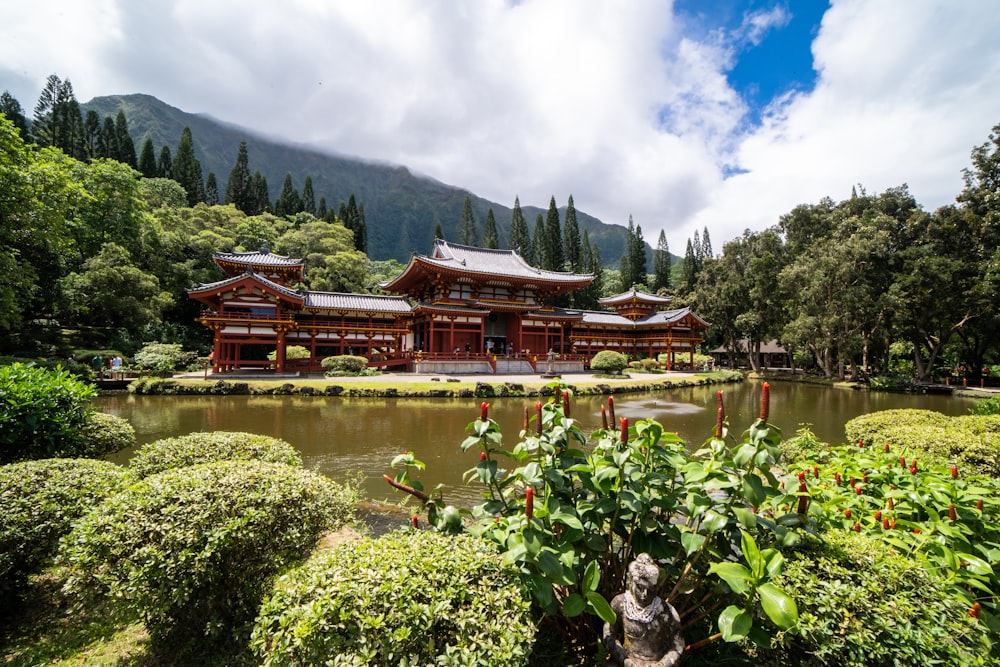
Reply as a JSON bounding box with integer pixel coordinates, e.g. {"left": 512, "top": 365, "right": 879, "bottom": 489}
{"left": 189, "top": 240, "right": 708, "bottom": 374}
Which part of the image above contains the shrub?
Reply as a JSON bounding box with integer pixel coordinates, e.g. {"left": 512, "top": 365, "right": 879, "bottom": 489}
{"left": 627, "top": 357, "right": 660, "bottom": 372}
{"left": 267, "top": 345, "right": 310, "bottom": 361}
{"left": 762, "top": 531, "right": 989, "bottom": 666}
{"left": 75, "top": 411, "right": 136, "bottom": 458}
{"left": 128, "top": 431, "right": 303, "bottom": 478}
{"left": 131, "top": 342, "right": 198, "bottom": 375}
{"left": 844, "top": 409, "right": 1000, "bottom": 476}
{"left": 60, "top": 460, "right": 357, "bottom": 642}
{"left": 252, "top": 530, "right": 535, "bottom": 667}
{"left": 0, "top": 362, "right": 97, "bottom": 463}
{"left": 321, "top": 355, "right": 369, "bottom": 375}
{"left": 590, "top": 350, "right": 628, "bottom": 374}
{"left": 0, "top": 459, "right": 129, "bottom": 603}
{"left": 969, "top": 395, "right": 1000, "bottom": 416}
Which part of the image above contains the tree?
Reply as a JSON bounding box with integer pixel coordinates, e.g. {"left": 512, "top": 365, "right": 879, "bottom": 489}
{"left": 225, "top": 140, "right": 254, "bottom": 214}
{"left": 530, "top": 214, "right": 545, "bottom": 267}
{"left": 482, "top": 208, "right": 499, "bottom": 249}
{"left": 302, "top": 175, "right": 316, "bottom": 215}
{"left": 543, "top": 196, "right": 564, "bottom": 271}
{"left": 84, "top": 110, "right": 101, "bottom": 157}
{"left": 172, "top": 126, "right": 205, "bottom": 206}
{"left": 317, "top": 197, "right": 327, "bottom": 219}
{"left": 251, "top": 170, "right": 270, "bottom": 214}
{"left": 273, "top": 173, "right": 302, "bottom": 217}
{"left": 32, "top": 75, "right": 86, "bottom": 159}
{"left": 204, "top": 172, "right": 219, "bottom": 206}
{"left": 275, "top": 219, "right": 369, "bottom": 293}
{"left": 680, "top": 238, "right": 699, "bottom": 292}
{"left": 458, "top": 195, "right": 478, "bottom": 246}
{"left": 157, "top": 145, "right": 173, "bottom": 179}
{"left": 700, "top": 226, "right": 713, "bottom": 260}
{"left": 508, "top": 196, "right": 530, "bottom": 256}
{"left": 114, "top": 111, "right": 137, "bottom": 167}
{"left": 618, "top": 215, "right": 646, "bottom": 289}
{"left": 0, "top": 91, "right": 30, "bottom": 140}
{"left": 652, "top": 230, "right": 671, "bottom": 292}
{"left": 434, "top": 222, "right": 444, "bottom": 240}
{"left": 138, "top": 137, "right": 158, "bottom": 178}
{"left": 576, "top": 229, "right": 603, "bottom": 310}
{"left": 563, "top": 195, "right": 581, "bottom": 272}
{"left": 98, "top": 116, "right": 116, "bottom": 159}
{"left": 355, "top": 203, "right": 368, "bottom": 253}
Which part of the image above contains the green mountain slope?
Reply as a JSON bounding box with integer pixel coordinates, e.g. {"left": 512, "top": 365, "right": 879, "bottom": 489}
{"left": 84, "top": 94, "right": 662, "bottom": 267}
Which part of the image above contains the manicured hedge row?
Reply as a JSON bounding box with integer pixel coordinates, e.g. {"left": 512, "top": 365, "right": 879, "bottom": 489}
{"left": 128, "top": 431, "right": 302, "bottom": 478}
{"left": 0, "top": 458, "right": 130, "bottom": 602}
{"left": 252, "top": 530, "right": 536, "bottom": 666}
{"left": 844, "top": 409, "right": 1000, "bottom": 476}
{"left": 61, "top": 460, "right": 357, "bottom": 642}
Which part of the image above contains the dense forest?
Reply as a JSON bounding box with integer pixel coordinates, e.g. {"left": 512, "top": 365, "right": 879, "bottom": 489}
{"left": 2, "top": 75, "right": 998, "bottom": 384}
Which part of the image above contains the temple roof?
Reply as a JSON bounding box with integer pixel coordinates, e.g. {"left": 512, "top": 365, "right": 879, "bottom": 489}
{"left": 188, "top": 271, "right": 304, "bottom": 303}
{"left": 380, "top": 240, "right": 593, "bottom": 294}
{"left": 304, "top": 292, "right": 413, "bottom": 313}
{"left": 214, "top": 247, "right": 304, "bottom": 269}
{"left": 578, "top": 306, "right": 708, "bottom": 329}
{"left": 598, "top": 285, "right": 673, "bottom": 307}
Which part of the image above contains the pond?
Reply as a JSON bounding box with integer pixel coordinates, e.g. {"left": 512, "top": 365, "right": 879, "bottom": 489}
{"left": 97, "top": 380, "right": 976, "bottom": 508}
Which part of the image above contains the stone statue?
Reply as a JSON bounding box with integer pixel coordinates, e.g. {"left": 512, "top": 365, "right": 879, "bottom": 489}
{"left": 602, "top": 553, "right": 684, "bottom": 667}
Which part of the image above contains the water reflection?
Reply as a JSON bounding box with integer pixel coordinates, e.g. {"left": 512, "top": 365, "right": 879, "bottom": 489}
{"left": 97, "top": 380, "right": 975, "bottom": 508}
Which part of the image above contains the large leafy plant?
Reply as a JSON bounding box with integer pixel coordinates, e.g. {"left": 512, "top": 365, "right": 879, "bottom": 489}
{"left": 387, "top": 382, "right": 800, "bottom": 655}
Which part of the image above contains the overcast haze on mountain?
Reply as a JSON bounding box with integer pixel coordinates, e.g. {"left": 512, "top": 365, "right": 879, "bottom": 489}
{"left": 2, "top": 0, "right": 998, "bottom": 252}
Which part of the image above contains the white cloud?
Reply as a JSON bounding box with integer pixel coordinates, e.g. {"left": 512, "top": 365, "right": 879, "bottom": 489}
{"left": 1, "top": 0, "right": 998, "bottom": 257}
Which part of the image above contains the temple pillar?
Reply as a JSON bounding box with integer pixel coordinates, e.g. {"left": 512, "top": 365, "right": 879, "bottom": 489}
{"left": 276, "top": 329, "right": 286, "bottom": 372}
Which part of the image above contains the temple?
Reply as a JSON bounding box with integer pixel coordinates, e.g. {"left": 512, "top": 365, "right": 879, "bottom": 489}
{"left": 189, "top": 240, "right": 708, "bottom": 374}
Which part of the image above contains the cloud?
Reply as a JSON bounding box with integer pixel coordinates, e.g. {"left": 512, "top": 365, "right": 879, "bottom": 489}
{"left": 1, "top": 0, "right": 998, "bottom": 257}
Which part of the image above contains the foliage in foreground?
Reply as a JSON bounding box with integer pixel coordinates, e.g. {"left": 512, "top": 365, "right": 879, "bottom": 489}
{"left": 0, "top": 363, "right": 97, "bottom": 463}
{"left": 252, "top": 530, "right": 536, "bottom": 667}
{"left": 127, "top": 431, "right": 302, "bottom": 478}
{"left": 75, "top": 411, "right": 136, "bottom": 458}
{"left": 60, "top": 460, "right": 357, "bottom": 643}
{"left": 0, "top": 459, "right": 130, "bottom": 606}
{"left": 844, "top": 408, "right": 1000, "bottom": 477}
{"left": 321, "top": 354, "right": 370, "bottom": 375}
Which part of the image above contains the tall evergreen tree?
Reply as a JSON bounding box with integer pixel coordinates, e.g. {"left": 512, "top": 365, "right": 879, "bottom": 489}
{"left": 681, "top": 238, "right": 699, "bottom": 290}
{"left": 701, "top": 226, "right": 713, "bottom": 260}
{"left": 204, "top": 172, "right": 219, "bottom": 206}
{"left": 632, "top": 223, "right": 648, "bottom": 288}
{"left": 434, "top": 222, "right": 445, "bottom": 240}
{"left": 32, "top": 75, "right": 85, "bottom": 159}
{"left": 356, "top": 203, "right": 368, "bottom": 253}
{"left": 114, "top": 110, "right": 137, "bottom": 167}
{"left": 157, "top": 145, "right": 173, "bottom": 179}
{"left": 508, "top": 195, "right": 531, "bottom": 255}
{"left": 458, "top": 195, "right": 478, "bottom": 246}
{"left": 692, "top": 230, "right": 703, "bottom": 263}
{"left": 98, "top": 116, "right": 116, "bottom": 159}
{"left": 225, "top": 140, "right": 253, "bottom": 213}
{"left": 84, "top": 110, "right": 101, "bottom": 157}
{"left": 0, "top": 91, "right": 30, "bottom": 140}
{"left": 251, "top": 170, "right": 270, "bottom": 214}
{"left": 652, "top": 229, "right": 671, "bottom": 292}
{"left": 302, "top": 175, "right": 316, "bottom": 215}
{"left": 317, "top": 197, "right": 328, "bottom": 219}
{"left": 138, "top": 137, "right": 157, "bottom": 177}
{"left": 543, "top": 196, "right": 564, "bottom": 271}
{"left": 172, "top": 126, "right": 206, "bottom": 206}
{"left": 274, "top": 173, "right": 302, "bottom": 217}
{"left": 563, "top": 195, "right": 581, "bottom": 272}
{"left": 619, "top": 216, "right": 639, "bottom": 288}
{"left": 483, "top": 208, "right": 499, "bottom": 249}
{"left": 530, "top": 214, "right": 545, "bottom": 267}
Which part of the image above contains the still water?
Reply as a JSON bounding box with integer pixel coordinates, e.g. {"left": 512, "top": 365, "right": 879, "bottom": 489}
{"left": 97, "top": 381, "right": 976, "bottom": 508}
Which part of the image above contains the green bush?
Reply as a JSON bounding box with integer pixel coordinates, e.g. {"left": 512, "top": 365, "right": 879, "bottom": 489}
{"left": 131, "top": 342, "right": 198, "bottom": 374}
{"left": 627, "top": 357, "right": 660, "bottom": 372}
{"left": 252, "top": 530, "right": 535, "bottom": 667}
{"left": 128, "top": 431, "right": 303, "bottom": 478}
{"left": 760, "top": 531, "right": 989, "bottom": 666}
{"left": 267, "top": 345, "right": 310, "bottom": 361}
{"left": 590, "top": 350, "right": 628, "bottom": 373}
{"left": 0, "top": 362, "right": 97, "bottom": 463}
{"left": 844, "top": 409, "right": 1000, "bottom": 476}
{"left": 75, "top": 411, "right": 136, "bottom": 458}
{"left": 321, "top": 355, "right": 369, "bottom": 375}
{"left": 60, "top": 460, "right": 357, "bottom": 642}
{"left": 0, "top": 458, "right": 129, "bottom": 603}
{"left": 969, "top": 395, "right": 1000, "bottom": 416}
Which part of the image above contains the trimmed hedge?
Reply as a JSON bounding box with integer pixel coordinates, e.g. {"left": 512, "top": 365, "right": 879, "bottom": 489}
{"left": 758, "top": 531, "right": 989, "bottom": 666}
{"left": 590, "top": 350, "right": 628, "bottom": 373}
{"left": 60, "top": 460, "right": 357, "bottom": 642}
{"left": 844, "top": 409, "right": 1000, "bottom": 477}
{"left": 76, "top": 411, "right": 136, "bottom": 458}
{"left": 321, "top": 355, "right": 369, "bottom": 375}
{"left": 128, "top": 431, "right": 302, "bottom": 478}
{"left": 0, "top": 458, "right": 130, "bottom": 602}
{"left": 252, "top": 530, "right": 536, "bottom": 667}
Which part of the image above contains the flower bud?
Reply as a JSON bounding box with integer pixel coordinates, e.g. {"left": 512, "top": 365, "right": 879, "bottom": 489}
{"left": 601, "top": 405, "right": 608, "bottom": 430}
{"left": 620, "top": 417, "right": 629, "bottom": 444}
{"left": 844, "top": 508, "right": 852, "bottom": 518}
{"left": 535, "top": 401, "right": 543, "bottom": 436}
{"left": 854, "top": 521, "right": 861, "bottom": 532}
{"left": 525, "top": 487, "right": 534, "bottom": 519}
{"left": 760, "top": 382, "right": 770, "bottom": 422}
{"left": 480, "top": 401, "right": 489, "bottom": 420}
{"left": 480, "top": 451, "right": 487, "bottom": 461}
{"left": 949, "top": 504, "right": 957, "bottom": 521}
{"left": 977, "top": 499, "right": 984, "bottom": 511}
{"left": 835, "top": 472, "right": 842, "bottom": 486}
{"left": 608, "top": 396, "right": 615, "bottom": 426}
{"left": 412, "top": 514, "right": 419, "bottom": 528}
{"left": 875, "top": 510, "right": 882, "bottom": 521}
{"left": 951, "top": 465, "right": 958, "bottom": 479}
{"left": 888, "top": 498, "right": 895, "bottom": 510}
{"left": 970, "top": 602, "right": 982, "bottom": 619}
{"left": 562, "top": 390, "right": 571, "bottom": 418}
{"left": 884, "top": 442, "right": 890, "bottom": 453}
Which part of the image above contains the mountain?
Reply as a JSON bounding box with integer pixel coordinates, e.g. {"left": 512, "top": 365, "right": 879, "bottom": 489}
{"left": 83, "top": 94, "right": 658, "bottom": 267}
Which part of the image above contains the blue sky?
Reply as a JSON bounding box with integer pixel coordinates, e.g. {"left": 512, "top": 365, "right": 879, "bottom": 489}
{"left": 1, "top": 1, "right": 997, "bottom": 254}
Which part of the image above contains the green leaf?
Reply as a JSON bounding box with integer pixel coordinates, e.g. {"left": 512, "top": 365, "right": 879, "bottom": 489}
{"left": 563, "top": 593, "right": 586, "bottom": 617}
{"left": 718, "top": 604, "right": 753, "bottom": 642}
{"left": 740, "top": 530, "right": 762, "bottom": 580}
{"left": 709, "top": 562, "right": 752, "bottom": 595}
{"left": 582, "top": 559, "right": 601, "bottom": 594}
{"left": 758, "top": 582, "right": 798, "bottom": 629}
{"left": 733, "top": 506, "right": 757, "bottom": 529}
{"left": 586, "top": 590, "right": 616, "bottom": 624}
{"left": 681, "top": 531, "right": 706, "bottom": 556}
{"left": 742, "top": 475, "right": 765, "bottom": 507}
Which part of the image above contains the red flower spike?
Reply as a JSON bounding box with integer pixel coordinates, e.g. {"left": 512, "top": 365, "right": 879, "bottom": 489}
{"left": 970, "top": 602, "right": 982, "bottom": 619}
{"left": 910, "top": 466, "right": 917, "bottom": 475}
{"left": 863, "top": 471, "right": 868, "bottom": 483}
{"left": 480, "top": 401, "right": 489, "bottom": 421}
{"left": 835, "top": 472, "right": 842, "bottom": 486}
{"left": 813, "top": 466, "right": 819, "bottom": 479}
{"left": 854, "top": 522, "right": 861, "bottom": 532}
{"left": 855, "top": 485, "right": 862, "bottom": 496}
{"left": 883, "top": 517, "right": 890, "bottom": 530}
{"left": 850, "top": 477, "right": 855, "bottom": 488}
{"left": 875, "top": 510, "right": 882, "bottom": 522}
{"left": 798, "top": 471, "right": 806, "bottom": 483}
{"left": 535, "top": 402, "right": 543, "bottom": 436}
{"left": 716, "top": 390, "right": 725, "bottom": 425}
{"left": 951, "top": 465, "right": 958, "bottom": 479}
{"left": 949, "top": 504, "right": 957, "bottom": 521}
{"left": 601, "top": 405, "right": 608, "bottom": 430}
{"left": 890, "top": 517, "right": 897, "bottom": 529}
{"left": 844, "top": 508, "right": 852, "bottom": 518}
{"left": 620, "top": 417, "right": 629, "bottom": 444}
{"left": 608, "top": 396, "right": 616, "bottom": 426}
{"left": 858, "top": 438, "right": 864, "bottom": 447}
{"left": 525, "top": 487, "right": 534, "bottom": 519}
{"left": 760, "top": 382, "right": 770, "bottom": 422}
{"left": 523, "top": 406, "right": 529, "bottom": 431}
{"left": 888, "top": 498, "right": 895, "bottom": 510}
{"left": 977, "top": 499, "right": 984, "bottom": 511}
{"left": 480, "top": 451, "right": 487, "bottom": 461}
{"left": 913, "top": 527, "right": 921, "bottom": 534}
{"left": 884, "top": 442, "right": 890, "bottom": 453}
{"left": 797, "top": 494, "right": 808, "bottom": 515}
{"left": 412, "top": 514, "right": 419, "bottom": 528}
{"left": 900, "top": 456, "right": 906, "bottom": 468}
{"left": 715, "top": 406, "right": 724, "bottom": 439}
{"left": 562, "top": 390, "right": 571, "bottom": 418}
